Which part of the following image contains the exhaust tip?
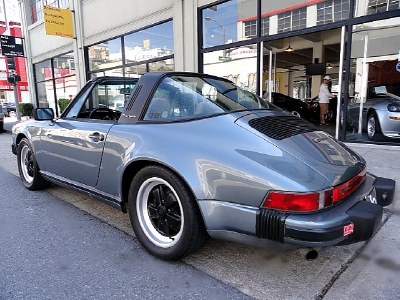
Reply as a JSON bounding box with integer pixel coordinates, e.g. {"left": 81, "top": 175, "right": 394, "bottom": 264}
{"left": 305, "top": 248, "right": 319, "bottom": 261}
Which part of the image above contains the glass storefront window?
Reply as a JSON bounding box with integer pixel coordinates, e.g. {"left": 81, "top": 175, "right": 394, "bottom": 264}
{"left": 87, "top": 20, "right": 174, "bottom": 79}
{"left": 278, "top": 7, "right": 307, "bottom": 33}
{"left": 202, "top": 0, "right": 257, "bottom": 47}
{"left": 34, "top": 60, "right": 52, "bottom": 82}
{"left": 29, "top": 0, "right": 70, "bottom": 24}
{"left": 148, "top": 58, "right": 174, "bottom": 72}
{"left": 354, "top": 0, "right": 400, "bottom": 17}
{"left": 88, "top": 38, "right": 122, "bottom": 72}
{"left": 344, "top": 17, "right": 400, "bottom": 143}
{"left": 260, "top": 0, "right": 350, "bottom": 36}
{"left": 316, "top": 0, "right": 350, "bottom": 25}
{"left": 203, "top": 44, "right": 258, "bottom": 94}
{"left": 36, "top": 81, "right": 52, "bottom": 108}
{"left": 89, "top": 68, "right": 124, "bottom": 78}
{"left": 124, "top": 20, "right": 174, "bottom": 64}
{"left": 33, "top": 52, "right": 78, "bottom": 116}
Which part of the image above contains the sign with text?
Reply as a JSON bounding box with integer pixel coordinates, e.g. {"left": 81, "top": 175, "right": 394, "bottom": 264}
{"left": 44, "top": 5, "right": 74, "bottom": 38}
{"left": 0, "top": 35, "right": 24, "bottom": 57}
{"left": 143, "top": 39, "right": 150, "bottom": 50}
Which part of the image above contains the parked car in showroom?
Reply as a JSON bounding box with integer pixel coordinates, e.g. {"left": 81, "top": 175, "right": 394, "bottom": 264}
{"left": 344, "top": 86, "right": 400, "bottom": 140}
{"left": 306, "top": 95, "right": 338, "bottom": 123}
{"left": 11, "top": 72, "right": 395, "bottom": 261}
{"left": 1, "top": 102, "right": 16, "bottom": 117}
{"left": 264, "top": 92, "right": 314, "bottom": 120}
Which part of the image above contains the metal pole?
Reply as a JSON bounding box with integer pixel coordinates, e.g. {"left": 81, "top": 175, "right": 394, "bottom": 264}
{"left": 13, "top": 81, "right": 21, "bottom": 121}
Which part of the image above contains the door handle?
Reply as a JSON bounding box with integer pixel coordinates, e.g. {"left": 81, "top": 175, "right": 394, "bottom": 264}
{"left": 88, "top": 132, "right": 105, "bottom": 142}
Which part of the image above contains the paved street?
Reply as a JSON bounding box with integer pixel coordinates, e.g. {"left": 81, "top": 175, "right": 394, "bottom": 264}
{"left": 1, "top": 117, "right": 399, "bottom": 299}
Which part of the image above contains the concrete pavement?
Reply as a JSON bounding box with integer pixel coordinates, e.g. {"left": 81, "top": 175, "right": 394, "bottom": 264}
{"left": 1, "top": 116, "right": 399, "bottom": 299}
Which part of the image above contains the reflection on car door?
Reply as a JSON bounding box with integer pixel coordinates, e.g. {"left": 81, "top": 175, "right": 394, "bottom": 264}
{"left": 40, "top": 119, "right": 113, "bottom": 187}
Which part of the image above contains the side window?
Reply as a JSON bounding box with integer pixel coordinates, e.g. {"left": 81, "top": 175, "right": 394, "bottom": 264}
{"left": 64, "top": 86, "right": 92, "bottom": 118}
{"left": 64, "top": 82, "right": 135, "bottom": 120}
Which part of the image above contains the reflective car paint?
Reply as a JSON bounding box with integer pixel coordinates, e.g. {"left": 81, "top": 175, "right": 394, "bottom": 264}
{"left": 11, "top": 72, "right": 396, "bottom": 260}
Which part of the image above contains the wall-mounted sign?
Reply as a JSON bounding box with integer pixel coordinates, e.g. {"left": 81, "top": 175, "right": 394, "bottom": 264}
{"left": 143, "top": 39, "right": 150, "bottom": 50}
{"left": 0, "top": 35, "right": 24, "bottom": 57}
{"left": 44, "top": 5, "right": 74, "bottom": 38}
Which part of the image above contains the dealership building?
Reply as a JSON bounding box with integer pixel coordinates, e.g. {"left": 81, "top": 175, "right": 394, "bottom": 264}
{"left": 13, "top": 0, "right": 400, "bottom": 144}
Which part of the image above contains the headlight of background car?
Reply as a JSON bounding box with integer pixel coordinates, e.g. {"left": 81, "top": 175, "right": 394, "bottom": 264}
{"left": 387, "top": 103, "right": 400, "bottom": 112}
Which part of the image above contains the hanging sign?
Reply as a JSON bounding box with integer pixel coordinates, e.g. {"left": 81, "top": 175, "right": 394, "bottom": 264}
{"left": 0, "top": 35, "right": 24, "bottom": 57}
{"left": 44, "top": 5, "right": 74, "bottom": 38}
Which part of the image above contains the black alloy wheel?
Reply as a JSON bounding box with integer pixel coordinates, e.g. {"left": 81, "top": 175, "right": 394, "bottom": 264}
{"left": 128, "top": 165, "right": 208, "bottom": 260}
{"left": 17, "top": 138, "right": 50, "bottom": 190}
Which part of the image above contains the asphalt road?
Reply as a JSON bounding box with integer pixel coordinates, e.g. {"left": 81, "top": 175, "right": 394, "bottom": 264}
{"left": 0, "top": 158, "right": 252, "bottom": 300}
{"left": 1, "top": 118, "right": 399, "bottom": 299}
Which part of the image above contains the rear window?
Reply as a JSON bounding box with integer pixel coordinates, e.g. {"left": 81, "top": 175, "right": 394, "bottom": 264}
{"left": 143, "top": 75, "right": 276, "bottom": 121}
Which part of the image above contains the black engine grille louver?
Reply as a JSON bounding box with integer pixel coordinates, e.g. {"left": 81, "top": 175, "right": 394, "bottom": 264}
{"left": 248, "top": 115, "right": 319, "bottom": 140}
{"left": 256, "top": 209, "right": 288, "bottom": 242}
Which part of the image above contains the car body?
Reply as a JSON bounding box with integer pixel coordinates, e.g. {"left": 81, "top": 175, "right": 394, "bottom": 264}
{"left": 2, "top": 102, "right": 16, "bottom": 117}
{"left": 344, "top": 87, "right": 400, "bottom": 140}
{"left": 11, "top": 72, "right": 395, "bottom": 260}
{"left": 264, "top": 92, "right": 314, "bottom": 120}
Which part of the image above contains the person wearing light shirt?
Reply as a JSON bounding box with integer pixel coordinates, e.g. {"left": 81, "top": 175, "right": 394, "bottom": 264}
{"left": 319, "top": 75, "right": 334, "bottom": 125}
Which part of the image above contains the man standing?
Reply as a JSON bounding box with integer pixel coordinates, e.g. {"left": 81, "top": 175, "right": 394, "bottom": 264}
{"left": 318, "top": 75, "right": 334, "bottom": 125}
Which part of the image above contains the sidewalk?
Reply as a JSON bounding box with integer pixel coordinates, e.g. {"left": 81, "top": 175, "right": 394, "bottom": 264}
{"left": 1, "top": 116, "right": 399, "bottom": 299}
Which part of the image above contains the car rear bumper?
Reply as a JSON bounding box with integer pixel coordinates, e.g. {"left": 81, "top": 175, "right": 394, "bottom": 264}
{"left": 259, "top": 175, "right": 395, "bottom": 247}
{"left": 200, "top": 174, "right": 395, "bottom": 248}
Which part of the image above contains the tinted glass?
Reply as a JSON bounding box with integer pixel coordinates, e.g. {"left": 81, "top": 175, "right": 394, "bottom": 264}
{"left": 143, "top": 75, "right": 276, "bottom": 121}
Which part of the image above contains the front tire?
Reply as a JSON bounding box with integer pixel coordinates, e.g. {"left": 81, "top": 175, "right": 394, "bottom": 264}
{"left": 17, "top": 138, "right": 50, "bottom": 190}
{"left": 128, "top": 166, "right": 207, "bottom": 260}
{"left": 367, "top": 111, "right": 382, "bottom": 140}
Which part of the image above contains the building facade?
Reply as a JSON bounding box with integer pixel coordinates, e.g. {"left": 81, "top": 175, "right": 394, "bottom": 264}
{"left": 16, "top": 0, "right": 400, "bottom": 144}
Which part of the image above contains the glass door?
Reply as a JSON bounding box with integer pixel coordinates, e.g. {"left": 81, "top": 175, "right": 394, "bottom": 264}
{"left": 344, "top": 17, "right": 400, "bottom": 143}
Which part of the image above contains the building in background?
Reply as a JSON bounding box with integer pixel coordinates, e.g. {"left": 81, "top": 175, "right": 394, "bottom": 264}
{"left": 16, "top": 0, "right": 400, "bottom": 144}
{"left": 0, "top": 0, "right": 28, "bottom": 106}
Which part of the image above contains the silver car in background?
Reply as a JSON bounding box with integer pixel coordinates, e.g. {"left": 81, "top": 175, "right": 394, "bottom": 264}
{"left": 345, "top": 86, "right": 400, "bottom": 140}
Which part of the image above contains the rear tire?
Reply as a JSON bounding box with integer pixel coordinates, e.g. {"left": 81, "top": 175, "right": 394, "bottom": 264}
{"left": 17, "top": 138, "right": 50, "bottom": 190}
{"left": 128, "top": 165, "right": 207, "bottom": 260}
{"left": 325, "top": 108, "right": 334, "bottom": 122}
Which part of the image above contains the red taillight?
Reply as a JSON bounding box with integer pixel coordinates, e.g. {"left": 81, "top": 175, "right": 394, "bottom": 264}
{"left": 262, "top": 168, "right": 366, "bottom": 212}
{"left": 332, "top": 168, "right": 366, "bottom": 203}
{"left": 263, "top": 191, "right": 321, "bottom": 211}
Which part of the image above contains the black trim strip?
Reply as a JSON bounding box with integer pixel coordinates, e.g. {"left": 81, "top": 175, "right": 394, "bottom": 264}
{"left": 40, "top": 171, "right": 125, "bottom": 212}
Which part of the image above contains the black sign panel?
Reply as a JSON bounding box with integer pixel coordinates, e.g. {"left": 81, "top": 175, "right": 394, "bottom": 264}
{"left": 0, "top": 35, "right": 25, "bottom": 57}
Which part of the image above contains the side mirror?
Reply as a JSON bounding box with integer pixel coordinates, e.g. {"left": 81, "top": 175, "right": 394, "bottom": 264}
{"left": 33, "top": 108, "right": 54, "bottom": 121}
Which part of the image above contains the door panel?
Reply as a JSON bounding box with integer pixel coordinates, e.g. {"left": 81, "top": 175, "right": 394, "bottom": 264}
{"left": 40, "top": 119, "right": 113, "bottom": 186}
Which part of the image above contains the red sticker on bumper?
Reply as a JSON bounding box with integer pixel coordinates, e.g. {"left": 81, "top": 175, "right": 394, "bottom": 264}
{"left": 344, "top": 223, "right": 354, "bottom": 236}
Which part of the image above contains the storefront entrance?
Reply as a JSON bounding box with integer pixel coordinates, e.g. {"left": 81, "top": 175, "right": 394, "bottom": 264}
{"left": 261, "top": 28, "right": 346, "bottom": 138}
{"left": 344, "top": 17, "right": 400, "bottom": 143}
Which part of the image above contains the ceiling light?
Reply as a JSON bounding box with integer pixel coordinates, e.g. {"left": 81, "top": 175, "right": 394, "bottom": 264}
{"left": 285, "top": 45, "right": 294, "bottom": 52}
{"left": 285, "top": 37, "right": 294, "bottom": 52}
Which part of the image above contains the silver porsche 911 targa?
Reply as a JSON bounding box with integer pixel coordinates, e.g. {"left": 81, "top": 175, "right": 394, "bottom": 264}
{"left": 12, "top": 72, "right": 395, "bottom": 261}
